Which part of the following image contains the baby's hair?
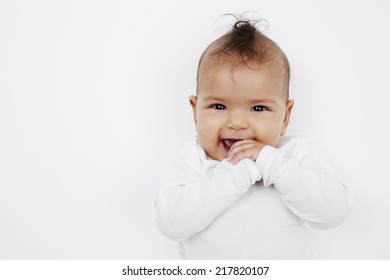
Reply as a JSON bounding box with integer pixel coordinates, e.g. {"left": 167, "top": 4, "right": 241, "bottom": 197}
{"left": 197, "top": 15, "right": 290, "bottom": 97}
{"left": 211, "top": 19, "right": 268, "bottom": 66}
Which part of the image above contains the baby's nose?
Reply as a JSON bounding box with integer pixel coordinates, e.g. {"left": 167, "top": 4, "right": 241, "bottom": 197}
{"left": 226, "top": 112, "right": 249, "bottom": 130}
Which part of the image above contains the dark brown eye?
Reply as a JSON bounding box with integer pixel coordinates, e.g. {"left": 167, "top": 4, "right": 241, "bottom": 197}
{"left": 211, "top": 104, "right": 226, "bottom": 110}
{"left": 251, "top": 105, "right": 267, "bottom": 112}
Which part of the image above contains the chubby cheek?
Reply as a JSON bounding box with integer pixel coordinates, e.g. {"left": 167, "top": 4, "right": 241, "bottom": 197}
{"left": 253, "top": 122, "right": 283, "bottom": 147}
{"left": 195, "top": 114, "right": 225, "bottom": 160}
{"left": 196, "top": 131, "right": 224, "bottom": 160}
{"left": 196, "top": 113, "right": 221, "bottom": 137}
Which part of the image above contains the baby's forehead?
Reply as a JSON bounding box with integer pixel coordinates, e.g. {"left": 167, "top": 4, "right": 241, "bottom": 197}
{"left": 197, "top": 63, "right": 289, "bottom": 102}
{"left": 196, "top": 56, "right": 289, "bottom": 102}
{"left": 198, "top": 55, "right": 288, "bottom": 85}
{"left": 199, "top": 54, "right": 285, "bottom": 76}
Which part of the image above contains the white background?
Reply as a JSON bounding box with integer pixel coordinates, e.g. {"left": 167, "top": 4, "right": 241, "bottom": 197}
{"left": 1, "top": 0, "right": 389, "bottom": 259}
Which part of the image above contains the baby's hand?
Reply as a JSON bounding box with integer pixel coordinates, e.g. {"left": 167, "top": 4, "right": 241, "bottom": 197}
{"left": 227, "top": 140, "right": 266, "bottom": 165}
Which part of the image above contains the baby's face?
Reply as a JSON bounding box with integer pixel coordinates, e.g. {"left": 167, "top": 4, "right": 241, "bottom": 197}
{"left": 190, "top": 64, "right": 294, "bottom": 161}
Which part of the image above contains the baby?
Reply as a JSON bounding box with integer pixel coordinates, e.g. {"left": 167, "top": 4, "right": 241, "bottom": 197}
{"left": 153, "top": 18, "right": 352, "bottom": 259}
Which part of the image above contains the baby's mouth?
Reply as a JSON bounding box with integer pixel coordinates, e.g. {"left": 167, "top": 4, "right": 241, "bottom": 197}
{"left": 221, "top": 139, "right": 241, "bottom": 152}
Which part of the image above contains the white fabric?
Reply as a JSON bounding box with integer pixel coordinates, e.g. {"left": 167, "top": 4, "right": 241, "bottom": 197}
{"left": 153, "top": 135, "right": 353, "bottom": 259}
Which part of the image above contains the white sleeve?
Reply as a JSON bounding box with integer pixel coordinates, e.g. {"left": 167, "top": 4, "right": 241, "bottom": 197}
{"left": 256, "top": 137, "right": 353, "bottom": 230}
{"left": 153, "top": 140, "right": 262, "bottom": 242}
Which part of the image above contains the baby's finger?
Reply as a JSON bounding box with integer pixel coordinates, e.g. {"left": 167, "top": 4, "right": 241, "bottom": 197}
{"left": 228, "top": 144, "right": 258, "bottom": 163}
{"left": 228, "top": 142, "right": 257, "bottom": 158}
{"left": 229, "top": 139, "right": 256, "bottom": 150}
{"left": 229, "top": 147, "right": 259, "bottom": 164}
{"left": 228, "top": 140, "right": 257, "bottom": 157}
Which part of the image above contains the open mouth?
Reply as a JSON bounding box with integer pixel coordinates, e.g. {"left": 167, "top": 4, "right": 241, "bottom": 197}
{"left": 221, "top": 139, "right": 241, "bottom": 153}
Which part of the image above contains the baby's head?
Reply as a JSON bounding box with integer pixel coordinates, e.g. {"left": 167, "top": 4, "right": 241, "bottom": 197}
{"left": 190, "top": 19, "right": 294, "bottom": 161}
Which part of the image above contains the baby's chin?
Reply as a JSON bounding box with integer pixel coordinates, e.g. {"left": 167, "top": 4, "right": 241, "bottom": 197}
{"left": 206, "top": 154, "right": 226, "bottom": 161}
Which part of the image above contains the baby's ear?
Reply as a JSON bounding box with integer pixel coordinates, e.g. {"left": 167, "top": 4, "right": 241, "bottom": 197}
{"left": 281, "top": 99, "right": 294, "bottom": 136}
{"left": 189, "top": 95, "right": 198, "bottom": 125}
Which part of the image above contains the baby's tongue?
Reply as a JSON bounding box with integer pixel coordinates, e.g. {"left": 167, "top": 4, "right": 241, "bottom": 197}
{"left": 224, "top": 139, "right": 239, "bottom": 148}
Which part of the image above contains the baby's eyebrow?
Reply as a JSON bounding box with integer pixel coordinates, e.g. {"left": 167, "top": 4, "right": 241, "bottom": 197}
{"left": 201, "top": 96, "right": 277, "bottom": 105}
{"left": 251, "top": 98, "right": 277, "bottom": 104}
{"left": 202, "top": 96, "right": 226, "bottom": 102}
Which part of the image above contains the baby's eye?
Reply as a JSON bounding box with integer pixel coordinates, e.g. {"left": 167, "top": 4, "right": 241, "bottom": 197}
{"left": 251, "top": 105, "right": 267, "bottom": 112}
{"left": 211, "top": 104, "right": 226, "bottom": 110}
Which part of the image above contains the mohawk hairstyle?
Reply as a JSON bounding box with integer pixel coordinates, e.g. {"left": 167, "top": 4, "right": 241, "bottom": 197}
{"left": 210, "top": 20, "right": 268, "bottom": 66}
{"left": 196, "top": 16, "right": 290, "bottom": 96}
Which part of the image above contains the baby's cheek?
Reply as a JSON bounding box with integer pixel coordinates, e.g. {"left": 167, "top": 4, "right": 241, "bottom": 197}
{"left": 253, "top": 127, "right": 280, "bottom": 147}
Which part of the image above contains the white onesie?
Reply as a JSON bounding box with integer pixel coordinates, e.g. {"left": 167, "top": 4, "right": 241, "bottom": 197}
{"left": 153, "top": 135, "right": 353, "bottom": 259}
